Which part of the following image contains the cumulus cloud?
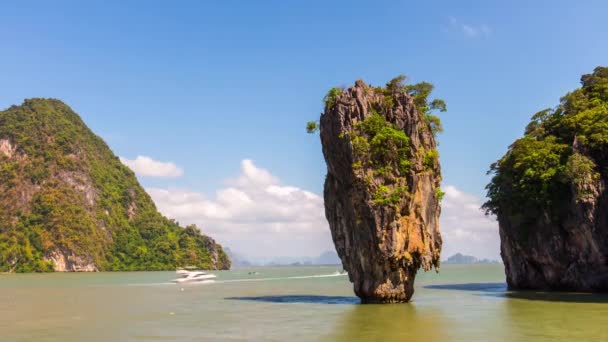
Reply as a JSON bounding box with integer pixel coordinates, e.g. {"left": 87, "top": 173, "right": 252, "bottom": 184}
{"left": 147, "top": 159, "right": 333, "bottom": 259}
{"left": 120, "top": 156, "right": 184, "bottom": 178}
{"left": 440, "top": 185, "right": 500, "bottom": 260}
{"left": 143, "top": 157, "right": 499, "bottom": 261}
{"left": 447, "top": 17, "right": 492, "bottom": 38}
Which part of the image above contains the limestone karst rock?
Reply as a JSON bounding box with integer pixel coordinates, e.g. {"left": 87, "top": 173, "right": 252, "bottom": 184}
{"left": 485, "top": 67, "right": 608, "bottom": 291}
{"left": 318, "top": 78, "right": 443, "bottom": 303}
{"left": 0, "top": 99, "right": 230, "bottom": 272}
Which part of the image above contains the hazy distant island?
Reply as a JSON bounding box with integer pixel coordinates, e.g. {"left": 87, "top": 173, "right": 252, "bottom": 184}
{"left": 484, "top": 67, "right": 608, "bottom": 292}
{"left": 0, "top": 99, "right": 230, "bottom": 272}
{"left": 442, "top": 253, "right": 500, "bottom": 265}
{"left": 226, "top": 249, "right": 341, "bottom": 267}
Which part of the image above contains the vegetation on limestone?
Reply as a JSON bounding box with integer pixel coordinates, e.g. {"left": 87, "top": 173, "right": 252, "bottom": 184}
{"left": 484, "top": 67, "right": 608, "bottom": 221}
{"left": 0, "top": 99, "right": 230, "bottom": 272}
{"left": 423, "top": 149, "right": 439, "bottom": 170}
{"left": 350, "top": 111, "right": 412, "bottom": 177}
{"left": 308, "top": 75, "right": 446, "bottom": 208}
{"left": 381, "top": 75, "right": 447, "bottom": 136}
{"left": 323, "top": 87, "right": 344, "bottom": 108}
{"left": 435, "top": 188, "right": 445, "bottom": 202}
{"left": 346, "top": 111, "right": 413, "bottom": 206}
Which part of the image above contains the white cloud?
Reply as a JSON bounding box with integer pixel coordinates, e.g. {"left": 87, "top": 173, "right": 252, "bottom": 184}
{"left": 440, "top": 185, "right": 500, "bottom": 260}
{"left": 144, "top": 158, "right": 499, "bottom": 261}
{"left": 120, "top": 155, "right": 184, "bottom": 178}
{"left": 147, "top": 159, "right": 332, "bottom": 259}
{"left": 447, "top": 17, "right": 492, "bottom": 38}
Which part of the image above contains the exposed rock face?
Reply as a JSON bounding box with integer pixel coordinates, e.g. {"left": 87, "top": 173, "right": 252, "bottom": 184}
{"left": 0, "top": 139, "right": 18, "bottom": 158}
{"left": 47, "top": 250, "right": 98, "bottom": 272}
{"left": 485, "top": 67, "right": 608, "bottom": 291}
{"left": 497, "top": 143, "right": 608, "bottom": 291}
{"left": 320, "top": 80, "right": 442, "bottom": 303}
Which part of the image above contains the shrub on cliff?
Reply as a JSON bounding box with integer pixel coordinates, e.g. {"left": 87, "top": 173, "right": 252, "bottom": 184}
{"left": 308, "top": 75, "right": 447, "bottom": 207}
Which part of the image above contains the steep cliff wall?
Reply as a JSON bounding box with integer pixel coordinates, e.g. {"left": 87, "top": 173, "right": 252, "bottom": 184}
{"left": 0, "top": 99, "right": 230, "bottom": 272}
{"left": 485, "top": 67, "right": 608, "bottom": 291}
{"left": 318, "top": 78, "right": 444, "bottom": 303}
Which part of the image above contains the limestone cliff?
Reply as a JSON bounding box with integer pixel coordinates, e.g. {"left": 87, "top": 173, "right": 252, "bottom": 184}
{"left": 485, "top": 67, "right": 608, "bottom": 291}
{"left": 318, "top": 78, "right": 444, "bottom": 303}
{"left": 0, "top": 99, "right": 230, "bottom": 272}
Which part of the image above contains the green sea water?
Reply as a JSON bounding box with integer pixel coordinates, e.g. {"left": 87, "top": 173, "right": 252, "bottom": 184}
{"left": 1, "top": 264, "right": 607, "bottom": 341}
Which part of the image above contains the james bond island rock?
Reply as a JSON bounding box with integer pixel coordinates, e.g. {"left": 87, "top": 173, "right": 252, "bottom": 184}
{"left": 314, "top": 76, "right": 445, "bottom": 303}
{"left": 484, "top": 66, "right": 608, "bottom": 291}
{"left": 0, "top": 99, "right": 230, "bottom": 272}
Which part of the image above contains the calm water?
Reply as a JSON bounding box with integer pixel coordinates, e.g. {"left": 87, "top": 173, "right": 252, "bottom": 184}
{"left": 1, "top": 264, "right": 607, "bottom": 341}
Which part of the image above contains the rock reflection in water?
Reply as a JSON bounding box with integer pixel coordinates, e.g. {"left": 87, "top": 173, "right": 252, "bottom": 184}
{"left": 328, "top": 304, "right": 450, "bottom": 341}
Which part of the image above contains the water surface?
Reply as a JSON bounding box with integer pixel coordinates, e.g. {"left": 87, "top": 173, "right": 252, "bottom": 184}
{"left": 1, "top": 265, "right": 607, "bottom": 341}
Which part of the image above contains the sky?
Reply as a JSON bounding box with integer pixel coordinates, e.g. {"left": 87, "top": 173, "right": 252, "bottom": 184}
{"left": 1, "top": 0, "right": 607, "bottom": 261}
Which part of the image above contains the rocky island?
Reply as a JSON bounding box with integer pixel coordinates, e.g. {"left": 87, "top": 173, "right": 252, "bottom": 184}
{"left": 0, "top": 99, "right": 230, "bottom": 272}
{"left": 484, "top": 67, "right": 608, "bottom": 291}
{"left": 311, "top": 76, "right": 445, "bottom": 303}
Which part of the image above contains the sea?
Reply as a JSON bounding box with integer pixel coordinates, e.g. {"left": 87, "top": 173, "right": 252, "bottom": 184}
{"left": 1, "top": 264, "right": 607, "bottom": 341}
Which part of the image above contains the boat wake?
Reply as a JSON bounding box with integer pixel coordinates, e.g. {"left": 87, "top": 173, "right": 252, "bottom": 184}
{"left": 126, "top": 272, "right": 346, "bottom": 287}
{"left": 216, "top": 271, "right": 347, "bottom": 284}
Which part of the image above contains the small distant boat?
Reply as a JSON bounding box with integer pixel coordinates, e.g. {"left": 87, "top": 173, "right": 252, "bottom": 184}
{"left": 173, "top": 269, "right": 217, "bottom": 284}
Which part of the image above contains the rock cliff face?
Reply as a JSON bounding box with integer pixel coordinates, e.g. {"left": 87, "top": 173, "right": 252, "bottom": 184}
{"left": 485, "top": 67, "right": 608, "bottom": 291}
{"left": 319, "top": 79, "right": 443, "bottom": 303}
{"left": 0, "top": 99, "right": 230, "bottom": 272}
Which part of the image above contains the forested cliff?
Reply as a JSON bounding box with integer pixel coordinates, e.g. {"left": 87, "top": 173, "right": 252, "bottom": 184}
{"left": 0, "top": 99, "right": 230, "bottom": 272}
{"left": 485, "top": 67, "right": 608, "bottom": 291}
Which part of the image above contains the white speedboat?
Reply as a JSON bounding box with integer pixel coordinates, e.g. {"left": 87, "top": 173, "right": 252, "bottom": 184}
{"left": 173, "top": 269, "right": 217, "bottom": 284}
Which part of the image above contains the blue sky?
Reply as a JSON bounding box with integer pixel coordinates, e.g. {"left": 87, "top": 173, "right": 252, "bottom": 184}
{"left": 1, "top": 1, "right": 607, "bottom": 260}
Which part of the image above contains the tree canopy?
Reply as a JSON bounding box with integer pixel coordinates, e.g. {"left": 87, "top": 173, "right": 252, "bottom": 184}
{"left": 484, "top": 67, "right": 608, "bottom": 220}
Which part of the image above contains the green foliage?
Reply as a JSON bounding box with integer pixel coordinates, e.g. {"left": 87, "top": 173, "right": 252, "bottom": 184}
{"left": 484, "top": 66, "right": 608, "bottom": 219}
{"left": 309, "top": 76, "right": 446, "bottom": 138}
{"left": 374, "top": 165, "right": 393, "bottom": 178}
{"left": 0, "top": 99, "right": 230, "bottom": 272}
{"left": 306, "top": 121, "right": 319, "bottom": 134}
{"left": 369, "top": 125, "right": 409, "bottom": 162}
{"left": 406, "top": 82, "right": 435, "bottom": 111}
{"left": 424, "top": 114, "right": 443, "bottom": 135}
{"left": 373, "top": 185, "right": 390, "bottom": 203}
{"left": 385, "top": 75, "right": 407, "bottom": 93}
{"left": 423, "top": 149, "right": 439, "bottom": 170}
{"left": 373, "top": 185, "right": 408, "bottom": 205}
{"left": 565, "top": 153, "right": 599, "bottom": 185}
{"left": 351, "top": 135, "right": 370, "bottom": 156}
{"left": 430, "top": 99, "right": 447, "bottom": 112}
{"left": 349, "top": 112, "right": 413, "bottom": 207}
{"left": 484, "top": 136, "right": 570, "bottom": 215}
{"left": 323, "top": 87, "right": 343, "bottom": 107}
{"left": 383, "top": 95, "right": 395, "bottom": 109}
{"left": 351, "top": 112, "right": 411, "bottom": 178}
{"left": 435, "top": 188, "right": 445, "bottom": 202}
{"left": 312, "top": 76, "right": 445, "bottom": 211}
{"left": 565, "top": 153, "right": 600, "bottom": 200}
{"left": 404, "top": 82, "right": 447, "bottom": 136}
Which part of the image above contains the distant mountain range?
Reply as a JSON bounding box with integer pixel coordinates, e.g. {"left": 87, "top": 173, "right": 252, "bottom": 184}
{"left": 224, "top": 249, "right": 341, "bottom": 267}
{"left": 442, "top": 253, "right": 500, "bottom": 264}
{"left": 226, "top": 250, "right": 499, "bottom": 267}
